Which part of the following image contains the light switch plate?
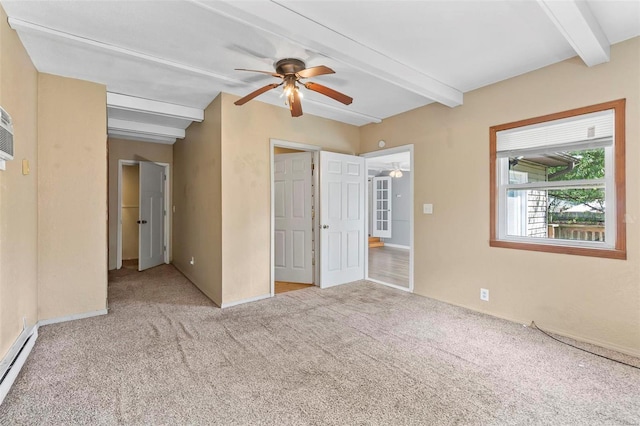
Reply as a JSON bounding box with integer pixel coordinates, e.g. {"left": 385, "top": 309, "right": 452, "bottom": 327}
{"left": 423, "top": 203, "right": 433, "bottom": 214}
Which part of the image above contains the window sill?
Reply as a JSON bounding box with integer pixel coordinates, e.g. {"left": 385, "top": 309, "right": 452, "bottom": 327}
{"left": 489, "top": 239, "right": 626, "bottom": 260}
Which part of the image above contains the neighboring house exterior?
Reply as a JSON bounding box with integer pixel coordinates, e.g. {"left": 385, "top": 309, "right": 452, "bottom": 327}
{"left": 509, "top": 159, "right": 548, "bottom": 238}
{"left": 509, "top": 155, "right": 605, "bottom": 242}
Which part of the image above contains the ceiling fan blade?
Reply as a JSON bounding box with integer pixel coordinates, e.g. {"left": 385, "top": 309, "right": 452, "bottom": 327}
{"left": 234, "top": 83, "right": 282, "bottom": 106}
{"left": 304, "top": 82, "right": 353, "bottom": 105}
{"left": 235, "top": 68, "right": 283, "bottom": 78}
{"left": 289, "top": 90, "right": 303, "bottom": 117}
{"left": 296, "top": 65, "right": 335, "bottom": 79}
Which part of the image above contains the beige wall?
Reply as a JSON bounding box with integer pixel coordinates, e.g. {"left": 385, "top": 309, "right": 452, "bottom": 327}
{"left": 38, "top": 74, "right": 108, "bottom": 321}
{"left": 0, "top": 6, "right": 38, "bottom": 358}
{"left": 173, "top": 96, "right": 222, "bottom": 305}
{"left": 121, "top": 165, "right": 139, "bottom": 260}
{"left": 360, "top": 37, "right": 640, "bottom": 356}
{"left": 220, "top": 93, "right": 360, "bottom": 304}
{"left": 107, "top": 138, "right": 173, "bottom": 269}
{"left": 173, "top": 95, "right": 223, "bottom": 305}
{"left": 173, "top": 93, "right": 360, "bottom": 306}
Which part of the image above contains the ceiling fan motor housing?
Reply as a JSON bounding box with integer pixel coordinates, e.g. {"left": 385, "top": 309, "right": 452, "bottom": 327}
{"left": 275, "top": 58, "right": 306, "bottom": 75}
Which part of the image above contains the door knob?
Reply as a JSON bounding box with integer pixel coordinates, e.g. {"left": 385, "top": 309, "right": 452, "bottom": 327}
{"left": 137, "top": 220, "right": 148, "bottom": 224}
{"left": 322, "top": 225, "right": 329, "bottom": 229}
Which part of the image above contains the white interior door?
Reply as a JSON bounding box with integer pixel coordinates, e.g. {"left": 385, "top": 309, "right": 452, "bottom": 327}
{"left": 139, "top": 162, "right": 165, "bottom": 271}
{"left": 372, "top": 176, "right": 392, "bottom": 238}
{"left": 319, "top": 151, "right": 365, "bottom": 288}
{"left": 274, "top": 152, "right": 313, "bottom": 284}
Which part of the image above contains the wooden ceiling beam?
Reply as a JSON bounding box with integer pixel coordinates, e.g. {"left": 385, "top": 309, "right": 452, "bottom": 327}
{"left": 537, "top": 0, "right": 610, "bottom": 67}
{"left": 107, "top": 93, "right": 204, "bottom": 123}
{"left": 108, "top": 118, "right": 185, "bottom": 140}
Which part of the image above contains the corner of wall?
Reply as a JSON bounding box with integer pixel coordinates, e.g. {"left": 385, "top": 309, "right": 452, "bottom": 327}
{"left": 172, "top": 94, "right": 223, "bottom": 306}
{"left": 0, "top": 3, "right": 39, "bottom": 359}
{"left": 37, "top": 74, "right": 108, "bottom": 322}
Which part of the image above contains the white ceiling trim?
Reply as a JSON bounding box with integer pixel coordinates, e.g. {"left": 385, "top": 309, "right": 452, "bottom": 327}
{"left": 537, "top": 0, "right": 610, "bottom": 67}
{"left": 108, "top": 118, "right": 185, "bottom": 139}
{"left": 107, "top": 93, "right": 204, "bottom": 122}
{"left": 189, "top": 0, "right": 463, "bottom": 108}
{"left": 7, "top": 17, "right": 244, "bottom": 86}
{"left": 109, "top": 130, "right": 176, "bottom": 145}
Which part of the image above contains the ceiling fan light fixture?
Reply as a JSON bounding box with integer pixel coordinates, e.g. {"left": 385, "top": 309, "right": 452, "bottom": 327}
{"left": 234, "top": 58, "right": 352, "bottom": 117}
{"left": 389, "top": 162, "right": 403, "bottom": 178}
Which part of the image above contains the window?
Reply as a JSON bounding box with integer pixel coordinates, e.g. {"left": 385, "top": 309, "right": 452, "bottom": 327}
{"left": 490, "top": 99, "right": 626, "bottom": 259}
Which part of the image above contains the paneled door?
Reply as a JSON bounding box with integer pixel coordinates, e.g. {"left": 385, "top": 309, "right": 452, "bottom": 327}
{"left": 138, "top": 162, "right": 165, "bottom": 271}
{"left": 319, "top": 151, "right": 365, "bottom": 288}
{"left": 274, "top": 152, "right": 313, "bottom": 284}
{"left": 372, "top": 176, "right": 392, "bottom": 238}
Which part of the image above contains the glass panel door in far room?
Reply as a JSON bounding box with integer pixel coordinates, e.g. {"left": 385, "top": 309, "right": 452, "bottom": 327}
{"left": 372, "top": 176, "right": 392, "bottom": 238}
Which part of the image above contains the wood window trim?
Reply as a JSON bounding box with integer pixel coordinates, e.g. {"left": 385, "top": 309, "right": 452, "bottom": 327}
{"left": 489, "top": 99, "right": 626, "bottom": 260}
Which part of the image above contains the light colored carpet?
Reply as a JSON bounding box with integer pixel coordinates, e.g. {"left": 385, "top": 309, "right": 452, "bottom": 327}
{"left": 1, "top": 264, "right": 639, "bottom": 425}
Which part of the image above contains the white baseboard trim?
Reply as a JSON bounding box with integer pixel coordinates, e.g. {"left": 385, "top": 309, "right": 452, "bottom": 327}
{"left": 366, "top": 278, "right": 412, "bottom": 293}
{"left": 383, "top": 243, "right": 410, "bottom": 250}
{"left": 1, "top": 308, "right": 110, "bottom": 405}
{"left": 221, "top": 294, "right": 271, "bottom": 309}
{"left": 530, "top": 323, "right": 640, "bottom": 359}
{"left": 423, "top": 294, "right": 640, "bottom": 359}
{"left": 171, "top": 264, "right": 222, "bottom": 307}
{"left": 0, "top": 326, "right": 38, "bottom": 406}
{"left": 38, "top": 309, "right": 108, "bottom": 326}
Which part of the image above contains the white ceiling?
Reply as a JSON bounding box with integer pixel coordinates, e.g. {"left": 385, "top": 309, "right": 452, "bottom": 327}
{"left": 2, "top": 0, "right": 638, "bottom": 143}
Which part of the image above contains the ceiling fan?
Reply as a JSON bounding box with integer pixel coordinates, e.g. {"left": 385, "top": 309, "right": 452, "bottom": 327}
{"left": 234, "top": 58, "right": 353, "bottom": 118}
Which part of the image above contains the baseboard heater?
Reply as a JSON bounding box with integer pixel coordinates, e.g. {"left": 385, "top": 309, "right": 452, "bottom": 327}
{"left": 0, "top": 325, "right": 38, "bottom": 406}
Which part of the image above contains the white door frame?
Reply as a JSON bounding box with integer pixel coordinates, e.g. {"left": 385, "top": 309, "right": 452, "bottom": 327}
{"left": 273, "top": 151, "right": 314, "bottom": 284}
{"left": 117, "top": 159, "right": 171, "bottom": 269}
{"left": 361, "top": 144, "right": 414, "bottom": 293}
{"left": 270, "top": 139, "right": 321, "bottom": 297}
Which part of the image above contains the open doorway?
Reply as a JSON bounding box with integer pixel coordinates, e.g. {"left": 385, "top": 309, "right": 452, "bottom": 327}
{"left": 362, "top": 145, "right": 414, "bottom": 292}
{"left": 120, "top": 164, "right": 140, "bottom": 270}
{"left": 270, "top": 139, "right": 320, "bottom": 295}
{"left": 117, "top": 160, "right": 171, "bottom": 271}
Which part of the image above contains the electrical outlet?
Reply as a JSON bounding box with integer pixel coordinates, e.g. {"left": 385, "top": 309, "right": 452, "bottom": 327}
{"left": 480, "top": 288, "right": 489, "bottom": 301}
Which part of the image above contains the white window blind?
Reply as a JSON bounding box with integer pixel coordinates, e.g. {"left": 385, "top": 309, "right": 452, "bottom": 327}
{"left": 496, "top": 109, "right": 614, "bottom": 158}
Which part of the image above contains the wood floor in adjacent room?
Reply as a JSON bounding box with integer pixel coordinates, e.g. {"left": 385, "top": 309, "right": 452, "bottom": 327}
{"left": 368, "top": 245, "right": 409, "bottom": 288}
{"left": 1, "top": 264, "right": 639, "bottom": 424}
{"left": 275, "top": 281, "right": 314, "bottom": 294}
